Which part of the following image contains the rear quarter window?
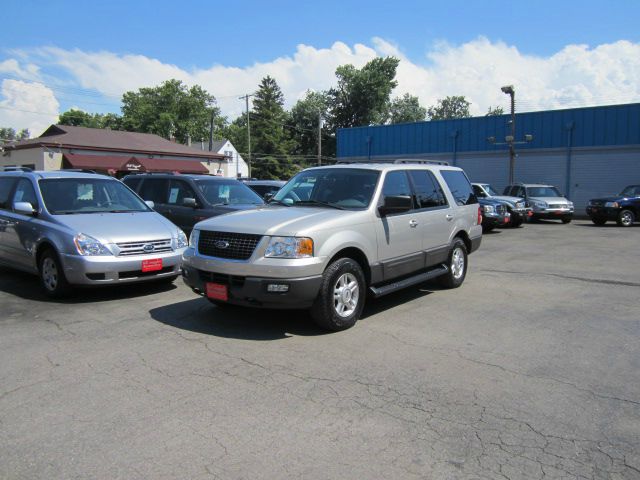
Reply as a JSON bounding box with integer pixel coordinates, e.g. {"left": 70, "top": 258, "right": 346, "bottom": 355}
{"left": 440, "top": 170, "right": 478, "bottom": 206}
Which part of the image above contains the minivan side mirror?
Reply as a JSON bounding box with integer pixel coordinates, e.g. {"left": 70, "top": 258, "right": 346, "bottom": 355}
{"left": 183, "top": 197, "right": 198, "bottom": 208}
{"left": 379, "top": 195, "right": 412, "bottom": 216}
{"left": 13, "top": 201, "right": 36, "bottom": 216}
{"left": 144, "top": 200, "right": 155, "bottom": 209}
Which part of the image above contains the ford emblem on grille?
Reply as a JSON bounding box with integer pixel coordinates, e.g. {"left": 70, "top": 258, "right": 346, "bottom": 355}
{"left": 215, "top": 240, "right": 230, "bottom": 249}
{"left": 143, "top": 243, "right": 155, "bottom": 253}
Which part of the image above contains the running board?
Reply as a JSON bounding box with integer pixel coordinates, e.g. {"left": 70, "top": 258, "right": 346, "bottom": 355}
{"left": 368, "top": 265, "right": 449, "bottom": 298}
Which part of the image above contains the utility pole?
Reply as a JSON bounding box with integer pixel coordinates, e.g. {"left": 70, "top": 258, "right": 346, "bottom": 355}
{"left": 208, "top": 108, "right": 215, "bottom": 152}
{"left": 317, "top": 110, "right": 322, "bottom": 166}
{"left": 239, "top": 93, "right": 254, "bottom": 177}
{"left": 501, "top": 85, "right": 516, "bottom": 184}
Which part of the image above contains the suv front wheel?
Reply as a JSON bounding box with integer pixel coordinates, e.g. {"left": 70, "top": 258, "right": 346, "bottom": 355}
{"left": 310, "top": 258, "right": 366, "bottom": 331}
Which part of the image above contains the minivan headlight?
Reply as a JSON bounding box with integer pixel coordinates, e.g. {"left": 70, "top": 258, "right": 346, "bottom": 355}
{"left": 189, "top": 229, "right": 200, "bottom": 249}
{"left": 264, "top": 236, "right": 313, "bottom": 258}
{"left": 74, "top": 233, "right": 111, "bottom": 256}
{"left": 175, "top": 229, "right": 188, "bottom": 249}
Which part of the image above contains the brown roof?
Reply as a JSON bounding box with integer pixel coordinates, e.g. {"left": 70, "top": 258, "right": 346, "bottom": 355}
{"left": 63, "top": 153, "right": 209, "bottom": 174}
{"left": 8, "top": 125, "right": 224, "bottom": 160}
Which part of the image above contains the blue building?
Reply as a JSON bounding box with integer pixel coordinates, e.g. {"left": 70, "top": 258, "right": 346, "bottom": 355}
{"left": 337, "top": 103, "right": 640, "bottom": 212}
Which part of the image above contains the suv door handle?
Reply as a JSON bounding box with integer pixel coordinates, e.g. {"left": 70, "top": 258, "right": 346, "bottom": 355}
{"left": 409, "top": 220, "right": 418, "bottom": 228}
{"left": 446, "top": 214, "right": 453, "bottom": 221}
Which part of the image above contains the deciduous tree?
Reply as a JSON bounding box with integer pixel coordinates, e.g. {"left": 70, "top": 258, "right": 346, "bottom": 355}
{"left": 427, "top": 96, "right": 472, "bottom": 120}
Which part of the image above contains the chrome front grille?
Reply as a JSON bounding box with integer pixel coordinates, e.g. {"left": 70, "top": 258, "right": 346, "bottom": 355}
{"left": 496, "top": 204, "right": 507, "bottom": 215}
{"left": 548, "top": 204, "right": 567, "bottom": 209}
{"left": 116, "top": 239, "right": 172, "bottom": 256}
{"left": 198, "top": 231, "right": 263, "bottom": 260}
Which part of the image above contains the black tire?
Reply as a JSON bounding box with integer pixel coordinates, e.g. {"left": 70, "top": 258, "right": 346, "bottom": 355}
{"left": 438, "top": 238, "right": 468, "bottom": 289}
{"left": 561, "top": 216, "right": 572, "bottom": 224}
{"left": 591, "top": 217, "right": 607, "bottom": 226}
{"left": 482, "top": 225, "right": 495, "bottom": 233}
{"left": 510, "top": 215, "right": 523, "bottom": 228}
{"left": 617, "top": 209, "right": 635, "bottom": 227}
{"left": 38, "top": 248, "right": 71, "bottom": 298}
{"left": 310, "top": 258, "right": 366, "bottom": 331}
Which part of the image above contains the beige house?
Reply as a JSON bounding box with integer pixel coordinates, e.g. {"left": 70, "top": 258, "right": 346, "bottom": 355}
{"left": 1, "top": 125, "right": 225, "bottom": 177}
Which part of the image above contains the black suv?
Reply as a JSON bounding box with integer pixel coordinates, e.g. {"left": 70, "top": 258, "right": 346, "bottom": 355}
{"left": 586, "top": 185, "right": 640, "bottom": 226}
{"left": 123, "top": 174, "right": 264, "bottom": 235}
{"left": 242, "top": 180, "right": 286, "bottom": 199}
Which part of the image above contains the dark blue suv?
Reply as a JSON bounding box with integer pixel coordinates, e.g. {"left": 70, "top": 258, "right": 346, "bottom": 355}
{"left": 586, "top": 185, "right": 640, "bottom": 226}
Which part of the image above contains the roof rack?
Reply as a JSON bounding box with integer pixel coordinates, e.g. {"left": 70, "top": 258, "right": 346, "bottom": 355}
{"left": 57, "top": 169, "right": 98, "bottom": 174}
{"left": 336, "top": 158, "right": 449, "bottom": 166}
{"left": 3, "top": 166, "right": 33, "bottom": 172}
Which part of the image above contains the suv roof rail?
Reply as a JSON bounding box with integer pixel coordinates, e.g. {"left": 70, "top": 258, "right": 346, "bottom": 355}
{"left": 3, "top": 166, "right": 32, "bottom": 172}
{"left": 335, "top": 158, "right": 449, "bottom": 166}
{"left": 57, "top": 168, "right": 98, "bottom": 174}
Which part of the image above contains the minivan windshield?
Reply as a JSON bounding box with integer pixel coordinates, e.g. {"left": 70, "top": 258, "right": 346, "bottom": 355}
{"left": 527, "top": 186, "right": 562, "bottom": 197}
{"left": 194, "top": 179, "right": 264, "bottom": 206}
{"left": 272, "top": 168, "right": 380, "bottom": 209}
{"left": 39, "top": 178, "right": 151, "bottom": 214}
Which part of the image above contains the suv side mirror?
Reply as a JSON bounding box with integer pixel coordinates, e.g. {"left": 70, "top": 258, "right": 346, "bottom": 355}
{"left": 379, "top": 195, "right": 412, "bottom": 216}
{"left": 264, "top": 192, "right": 274, "bottom": 202}
{"left": 183, "top": 197, "right": 198, "bottom": 208}
{"left": 144, "top": 200, "right": 155, "bottom": 209}
{"left": 13, "top": 201, "right": 36, "bottom": 216}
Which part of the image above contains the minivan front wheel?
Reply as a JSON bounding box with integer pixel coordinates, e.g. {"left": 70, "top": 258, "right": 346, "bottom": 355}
{"left": 310, "top": 258, "right": 365, "bottom": 331}
{"left": 439, "top": 238, "right": 468, "bottom": 289}
{"left": 39, "top": 249, "right": 71, "bottom": 297}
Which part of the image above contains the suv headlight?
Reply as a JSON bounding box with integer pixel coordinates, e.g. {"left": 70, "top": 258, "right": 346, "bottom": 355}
{"left": 74, "top": 233, "right": 111, "bottom": 256}
{"left": 189, "top": 229, "right": 200, "bottom": 249}
{"left": 568, "top": 201, "right": 574, "bottom": 208}
{"left": 265, "top": 236, "right": 313, "bottom": 258}
{"left": 175, "top": 229, "right": 188, "bottom": 249}
{"left": 482, "top": 205, "right": 495, "bottom": 213}
{"left": 531, "top": 200, "right": 547, "bottom": 209}
{"left": 605, "top": 201, "right": 619, "bottom": 208}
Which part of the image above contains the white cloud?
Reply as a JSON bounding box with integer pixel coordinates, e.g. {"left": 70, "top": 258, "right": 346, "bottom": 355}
{"left": 2, "top": 37, "right": 639, "bottom": 132}
{"left": 0, "top": 80, "right": 60, "bottom": 136}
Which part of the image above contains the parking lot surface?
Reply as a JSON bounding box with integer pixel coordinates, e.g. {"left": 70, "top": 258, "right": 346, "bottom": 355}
{"left": 1, "top": 220, "right": 639, "bottom": 479}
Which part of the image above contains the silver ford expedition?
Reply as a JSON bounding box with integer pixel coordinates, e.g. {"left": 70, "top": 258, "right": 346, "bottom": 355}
{"left": 182, "top": 162, "right": 482, "bottom": 330}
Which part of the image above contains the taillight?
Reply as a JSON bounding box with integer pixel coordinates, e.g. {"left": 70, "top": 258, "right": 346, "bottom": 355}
{"left": 477, "top": 206, "right": 483, "bottom": 225}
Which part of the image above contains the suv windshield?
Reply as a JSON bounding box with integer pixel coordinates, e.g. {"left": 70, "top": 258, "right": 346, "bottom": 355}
{"left": 483, "top": 184, "right": 499, "bottom": 196}
{"left": 620, "top": 185, "right": 640, "bottom": 197}
{"left": 527, "top": 186, "right": 561, "bottom": 197}
{"left": 39, "top": 178, "right": 150, "bottom": 214}
{"left": 272, "top": 168, "right": 380, "bottom": 209}
{"left": 194, "top": 179, "right": 263, "bottom": 205}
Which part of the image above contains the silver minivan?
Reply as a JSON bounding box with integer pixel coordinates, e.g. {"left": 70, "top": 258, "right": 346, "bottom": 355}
{"left": 0, "top": 170, "right": 187, "bottom": 297}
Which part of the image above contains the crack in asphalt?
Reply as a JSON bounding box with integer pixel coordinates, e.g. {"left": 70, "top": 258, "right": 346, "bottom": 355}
{"left": 480, "top": 268, "right": 640, "bottom": 288}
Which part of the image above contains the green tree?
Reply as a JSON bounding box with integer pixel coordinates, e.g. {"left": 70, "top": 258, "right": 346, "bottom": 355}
{"left": 249, "top": 76, "right": 296, "bottom": 179}
{"left": 290, "top": 90, "right": 330, "bottom": 157}
{"left": 485, "top": 106, "right": 505, "bottom": 116}
{"left": 0, "top": 127, "right": 29, "bottom": 144}
{"left": 121, "top": 79, "right": 222, "bottom": 144}
{"left": 58, "top": 109, "right": 123, "bottom": 129}
{"left": 388, "top": 94, "right": 427, "bottom": 124}
{"left": 327, "top": 57, "right": 400, "bottom": 130}
{"left": 427, "top": 96, "right": 472, "bottom": 120}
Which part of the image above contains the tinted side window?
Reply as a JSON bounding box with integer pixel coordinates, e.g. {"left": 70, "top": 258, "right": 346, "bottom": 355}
{"left": 123, "top": 176, "right": 142, "bottom": 192}
{"left": 409, "top": 170, "right": 448, "bottom": 209}
{"left": 0, "top": 177, "right": 17, "bottom": 210}
{"left": 139, "top": 179, "right": 169, "bottom": 204}
{"left": 168, "top": 180, "right": 197, "bottom": 205}
{"left": 12, "top": 179, "right": 38, "bottom": 210}
{"left": 440, "top": 170, "right": 477, "bottom": 206}
{"left": 382, "top": 171, "right": 412, "bottom": 198}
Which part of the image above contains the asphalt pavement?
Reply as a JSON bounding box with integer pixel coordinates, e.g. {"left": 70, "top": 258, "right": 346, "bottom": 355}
{"left": 1, "top": 219, "right": 639, "bottom": 479}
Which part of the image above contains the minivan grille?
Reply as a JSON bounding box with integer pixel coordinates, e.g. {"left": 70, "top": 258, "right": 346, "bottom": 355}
{"left": 116, "top": 239, "right": 172, "bottom": 256}
{"left": 198, "top": 231, "right": 263, "bottom": 260}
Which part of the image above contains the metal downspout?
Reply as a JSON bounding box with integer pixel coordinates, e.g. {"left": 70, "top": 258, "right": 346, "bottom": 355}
{"left": 565, "top": 121, "right": 575, "bottom": 199}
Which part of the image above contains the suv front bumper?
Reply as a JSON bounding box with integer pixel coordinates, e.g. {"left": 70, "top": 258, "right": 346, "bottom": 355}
{"left": 182, "top": 264, "right": 322, "bottom": 309}
{"left": 586, "top": 206, "right": 619, "bottom": 221}
{"left": 531, "top": 207, "right": 573, "bottom": 219}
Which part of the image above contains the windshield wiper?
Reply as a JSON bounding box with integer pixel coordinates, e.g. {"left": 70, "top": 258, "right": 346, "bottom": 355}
{"left": 267, "top": 198, "right": 291, "bottom": 207}
{"left": 294, "top": 200, "right": 345, "bottom": 210}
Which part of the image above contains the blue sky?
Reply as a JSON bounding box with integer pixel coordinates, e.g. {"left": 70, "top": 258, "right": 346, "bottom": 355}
{"left": 1, "top": 0, "right": 639, "bottom": 134}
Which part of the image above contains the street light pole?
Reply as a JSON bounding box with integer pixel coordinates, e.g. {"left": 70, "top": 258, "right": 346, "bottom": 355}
{"left": 501, "top": 85, "right": 516, "bottom": 184}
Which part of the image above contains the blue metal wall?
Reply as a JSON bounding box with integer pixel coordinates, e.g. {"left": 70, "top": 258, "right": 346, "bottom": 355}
{"left": 337, "top": 103, "right": 640, "bottom": 158}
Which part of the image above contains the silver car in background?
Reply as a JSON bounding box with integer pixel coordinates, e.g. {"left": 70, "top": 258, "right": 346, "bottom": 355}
{"left": 0, "top": 170, "right": 188, "bottom": 297}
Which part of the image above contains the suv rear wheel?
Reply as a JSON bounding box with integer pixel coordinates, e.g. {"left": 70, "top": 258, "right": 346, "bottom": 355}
{"left": 310, "top": 258, "right": 365, "bottom": 331}
{"left": 617, "top": 209, "right": 635, "bottom": 227}
{"left": 439, "top": 238, "right": 468, "bottom": 289}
